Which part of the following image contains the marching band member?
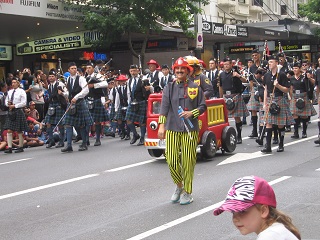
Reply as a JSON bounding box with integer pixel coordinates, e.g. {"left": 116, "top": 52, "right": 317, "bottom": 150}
{"left": 159, "top": 64, "right": 173, "bottom": 89}
{"left": 146, "top": 59, "right": 163, "bottom": 88}
{"left": 219, "top": 58, "right": 249, "bottom": 144}
{"left": 315, "top": 65, "right": 320, "bottom": 144}
{"left": 157, "top": 57, "right": 206, "bottom": 205}
{"left": 85, "top": 62, "right": 109, "bottom": 146}
{"left": 126, "top": 64, "right": 152, "bottom": 146}
{"left": 261, "top": 55, "right": 294, "bottom": 153}
{"left": 61, "top": 62, "right": 93, "bottom": 153}
{"left": 44, "top": 70, "right": 68, "bottom": 149}
{"left": 206, "top": 58, "right": 220, "bottom": 98}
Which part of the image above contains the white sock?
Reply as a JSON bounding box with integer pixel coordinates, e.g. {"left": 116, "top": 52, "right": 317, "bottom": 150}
{"left": 7, "top": 132, "right": 13, "bottom": 148}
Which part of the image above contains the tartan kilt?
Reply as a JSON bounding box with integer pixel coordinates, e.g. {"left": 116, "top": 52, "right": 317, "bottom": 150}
{"left": 114, "top": 105, "right": 127, "bottom": 121}
{"left": 258, "top": 102, "right": 265, "bottom": 124}
{"left": 63, "top": 100, "right": 94, "bottom": 127}
{"left": 290, "top": 92, "right": 317, "bottom": 117}
{"left": 223, "top": 93, "right": 250, "bottom": 118}
{"left": 4, "top": 109, "right": 28, "bottom": 132}
{"left": 108, "top": 103, "right": 116, "bottom": 120}
{"left": 246, "top": 88, "right": 260, "bottom": 111}
{"left": 265, "top": 96, "right": 295, "bottom": 126}
{"left": 125, "top": 100, "right": 147, "bottom": 123}
{"left": 44, "top": 102, "right": 65, "bottom": 125}
{"left": 88, "top": 99, "right": 109, "bottom": 123}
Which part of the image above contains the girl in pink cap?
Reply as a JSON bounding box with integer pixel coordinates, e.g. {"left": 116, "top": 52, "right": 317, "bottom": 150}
{"left": 214, "top": 176, "right": 301, "bottom": 240}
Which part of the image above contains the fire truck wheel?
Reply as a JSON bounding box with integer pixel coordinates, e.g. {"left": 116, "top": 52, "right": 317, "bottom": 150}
{"left": 222, "top": 126, "right": 237, "bottom": 153}
{"left": 148, "top": 149, "right": 164, "bottom": 157}
{"left": 200, "top": 131, "right": 217, "bottom": 159}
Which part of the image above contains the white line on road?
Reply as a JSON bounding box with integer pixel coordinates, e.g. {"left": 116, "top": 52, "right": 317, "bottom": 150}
{"left": 0, "top": 174, "right": 99, "bottom": 200}
{"left": 126, "top": 176, "right": 292, "bottom": 240}
{"left": 105, "top": 159, "right": 159, "bottom": 172}
{"left": 0, "top": 158, "right": 32, "bottom": 166}
{"left": 316, "top": 168, "right": 320, "bottom": 171}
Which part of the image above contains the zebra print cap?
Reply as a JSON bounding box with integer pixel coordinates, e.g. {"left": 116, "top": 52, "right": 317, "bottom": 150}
{"left": 213, "top": 176, "right": 277, "bottom": 216}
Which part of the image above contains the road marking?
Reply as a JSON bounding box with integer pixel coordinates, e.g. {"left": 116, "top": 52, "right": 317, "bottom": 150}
{"left": 316, "top": 168, "right": 320, "bottom": 171}
{"left": 0, "top": 158, "right": 32, "bottom": 166}
{"left": 0, "top": 174, "right": 99, "bottom": 200}
{"left": 126, "top": 176, "right": 291, "bottom": 240}
{"left": 105, "top": 159, "right": 159, "bottom": 172}
{"left": 218, "top": 135, "right": 318, "bottom": 165}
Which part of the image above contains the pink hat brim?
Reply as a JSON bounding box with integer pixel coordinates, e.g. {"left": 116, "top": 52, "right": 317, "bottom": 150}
{"left": 213, "top": 200, "right": 255, "bottom": 216}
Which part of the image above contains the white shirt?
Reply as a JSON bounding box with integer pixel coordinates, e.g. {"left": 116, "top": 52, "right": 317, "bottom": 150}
{"left": 49, "top": 80, "right": 69, "bottom": 99}
{"left": 257, "top": 222, "right": 299, "bottom": 240}
{"left": 5, "top": 87, "right": 27, "bottom": 109}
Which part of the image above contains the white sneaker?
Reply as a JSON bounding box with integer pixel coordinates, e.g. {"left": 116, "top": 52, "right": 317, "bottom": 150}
{"left": 171, "top": 186, "right": 183, "bottom": 203}
{"left": 179, "top": 192, "right": 193, "bottom": 205}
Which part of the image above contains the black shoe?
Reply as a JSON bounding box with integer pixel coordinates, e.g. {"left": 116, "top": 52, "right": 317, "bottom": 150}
{"left": 4, "top": 148, "right": 12, "bottom": 154}
{"left": 61, "top": 146, "right": 73, "bottom": 153}
{"left": 137, "top": 138, "right": 144, "bottom": 146}
{"left": 87, "top": 141, "right": 90, "bottom": 146}
{"left": 105, "top": 132, "right": 115, "bottom": 137}
{"left": 314, "top": 137, "right": 320, "bottom": 144}
{"left": 120, "top": 133, "right": 125, "bottom": 140}
{"left": 261, "top": 145, "right": 272, "bottom": 153}
{"left": 291, "top": 133, "right": 299, "bottom": 139}
{"left": 272, "top": 139, "right": 279, "bottom": 144}
{"left": 94, "top": 140, "right": 101, "bottom": 146}
{"left": 73, "top": 136, "right": 82, "bottom": 143}
{"left": 78, "top": 144, "right": 88, "bottom": 151}
{"left": 256, "top": 138, "right": 264, "bottom": 146}
{"left": 277, "top": 146, "right": 284, "bottom": 152}
{"left": 14, "top": 147, "right": 24, "bottom": 153}
{"left": 248, "top": 132, "right": 258, "bottom": 138}
{"left": 124, "top": 135, "right": 130, "bottom": 140}
{"left": 130, "top": 134, "right": 140, "bottom": 145}
{"left": 236, "top": 138, "right": 242, "bottom": 144}
{"left": 46, "top": 140, "right": 55, "bottom": 148}
{"left": 55, "top": 142, "right": 64, "bottom": 148}
{"left": 301, "top": 133, "right": 307, "bottom": 138}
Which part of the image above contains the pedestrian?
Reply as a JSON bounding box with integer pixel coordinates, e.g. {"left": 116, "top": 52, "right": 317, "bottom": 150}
{"left": 315, "top": 62, "right": 320, "bottom": 145}
{"left": 157, "top": 57, "right": 206, "bottom": 205}
{"left": 213, "top": 175, "right": 301, "bottom": 240}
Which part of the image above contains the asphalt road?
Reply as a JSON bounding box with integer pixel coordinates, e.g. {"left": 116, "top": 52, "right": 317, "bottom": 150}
{"left": 0, "top": 114, "right": 320, "bottom": 240}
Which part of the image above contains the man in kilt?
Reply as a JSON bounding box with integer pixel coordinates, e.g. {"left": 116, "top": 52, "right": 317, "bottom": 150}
{"left": 85, "top": 62, "right": 109, "bottom": 146}
{"left": 61, "top": 62, "right": 94, "bottom": 152}
{"left": 4, "top": 78, "right": 28, "bottom": 153}
{"left": 44, "top": 70, "right": 68, "bottom": 149}
{"left": 289, "top": 62, "right": 317, "bottom": 139}
{"left": 315, "top": 64, "right": 320, "bottom": 144}
{"left": 247, "top": 49, "right": 262, "bottom": 138}
{"left": 126, "top": 64, "right": 152, "bottom": 146}
{"left": 219, "top": 58, "right": 250, "bottom": 144}
{"left": 114, "top": 74, "right": 130, "bottom": 140}
{"left": 261, "top": 55, "right": 294, "bottom": 153}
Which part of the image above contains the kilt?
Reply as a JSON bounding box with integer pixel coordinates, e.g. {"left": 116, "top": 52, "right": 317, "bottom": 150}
{"left": 44, "top": 102, "right": 65, "bottom": 125}
{"left": 125, "top": 100, "right": 147, "bottom": 123}
{"left": 63, "top": 100, "right": 94, "bottom": 127}
{"left": 258, "top": 102, "right": 265, "bottom": 124}
{"left": 114, "top": 105, "right": 127, "bottom": 121}
{"left": 108, "top": 103, "right": 116, "bottom": 121}
{"left": 223, "top": 93, "right": 250, "bottom": 118}
{"left": 88, "top": 99, "right": 109, "bottom": 123}
{"left": 246, "top": 88, "right": 260, "bottom": 111}
{"left": 265, "top": 96, "right": 295, "bottom": 126}
{"left": 4, "top": 108, "right": 28, "bottom": 132}
{"left": 290, "top": 92, "right": 317, "bottom": 117}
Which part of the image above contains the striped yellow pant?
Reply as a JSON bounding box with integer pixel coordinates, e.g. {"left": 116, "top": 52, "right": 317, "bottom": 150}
{"left": 165, "top": 130, "right": 198, "bottom": 194}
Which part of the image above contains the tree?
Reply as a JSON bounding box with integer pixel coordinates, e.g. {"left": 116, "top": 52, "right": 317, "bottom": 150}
{"left": 66, "top": 0, "right": 209, "bottom": 67}
{"left": 298, "top": 0, "right": 320, "bottom": 36}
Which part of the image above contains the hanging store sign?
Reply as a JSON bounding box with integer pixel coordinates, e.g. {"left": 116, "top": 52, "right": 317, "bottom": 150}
{"left": 0, "top": 45, "right": 12, "bottom": 61}
{"left": 16, "top": 30, "right": 102, "bottom": 55}
{"left": 237, "top": 27, "right": 248, "bottom": 37}
{"left": 229, "top": 45, "right": 256, "bottom": 54}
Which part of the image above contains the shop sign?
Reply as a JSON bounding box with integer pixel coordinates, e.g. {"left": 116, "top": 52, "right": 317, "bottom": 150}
{"left": 83, "top": 51, "right": 108, "bottom": 61}
{"left": 16, "top": 30, "right": 101, "bottom": 55}
{"left": 202, "top": 21, "right": 212, "bottom": 34}
{"left": 237, "top": 27, "right": 248, "bottom": 37}
{"left": 0, "top": 0, "right": 82, "bottom": 21}
{"left": 229, "top": 45, "right": 256, "bottom": 54}
{"left": 275, "top": 44, "right": 302, "bottom": 51}
{"left": 177, "top": 38, "right": 188, "bottom": 50}
{"left": 0, "top": 45, "right": 12, "bottom": 61}
{"left": 224, "top": 25, "right": 237, "bottom": 37}
{"left": 212, "top": 23, "right": 224, "bottom": 35}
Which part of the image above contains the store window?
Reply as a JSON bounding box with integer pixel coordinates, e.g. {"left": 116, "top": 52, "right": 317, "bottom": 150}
{"left": 253, "top": 0, "right": 263, "bottom": 7}
{"left": 281, "top": 5, "right": 287, "bottom": 15}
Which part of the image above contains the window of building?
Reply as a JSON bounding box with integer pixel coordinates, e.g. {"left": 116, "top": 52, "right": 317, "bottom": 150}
{"left": 253, "top": 0, "right": 263, "bottom": 7}
{"left": 239, "top": 0, "right": 245, "bottom": 3}
{"left": 281, "top": 5, "right": 287, "bottom": 15}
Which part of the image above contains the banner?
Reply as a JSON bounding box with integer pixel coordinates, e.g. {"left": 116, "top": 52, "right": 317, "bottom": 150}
{"left": 16, "top": 30, "right": 102, "bottom": 55}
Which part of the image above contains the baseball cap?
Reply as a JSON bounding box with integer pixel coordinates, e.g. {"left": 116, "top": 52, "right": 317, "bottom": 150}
{"left": 213, "top": 176, "right": 277, "bottom": 216}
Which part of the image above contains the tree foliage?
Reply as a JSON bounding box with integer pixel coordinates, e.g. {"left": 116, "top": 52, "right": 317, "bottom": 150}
{"left": 66, "top": 0, "right": 209, "bottom": 63}
{"left": 299, "top": 0, "right": 320, "bottom": 23}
